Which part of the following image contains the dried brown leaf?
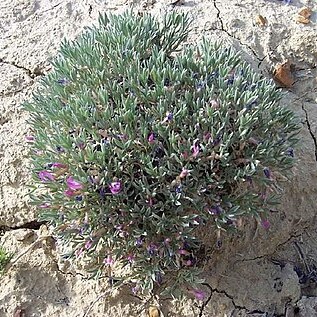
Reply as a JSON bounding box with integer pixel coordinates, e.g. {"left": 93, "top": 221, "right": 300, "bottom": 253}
{"left": 296, "top": 15, "right": 310, "bottom": 24}
{"left": 298, "top": 7, "right": 312, "bottom": 19}
{"left": 273, "top": 60, "right": 295, "bottom": 88}
{"left": 149, "top": 306, "right": 160, "bottom": 317}
{"left": 255, "top": 15, "right": 267, "bottom": 27}
{"left": 296, "top": 7, "right": 312, "bottom": 24}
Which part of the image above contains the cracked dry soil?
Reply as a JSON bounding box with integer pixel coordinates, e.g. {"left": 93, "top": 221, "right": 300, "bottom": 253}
{"left": 0, "top": 0, "right": 317, "bottom": 316}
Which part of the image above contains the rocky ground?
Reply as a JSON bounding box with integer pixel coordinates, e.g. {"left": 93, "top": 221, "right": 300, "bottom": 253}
{"left": 0, "top": 0, "right": 316, "bottom": 316}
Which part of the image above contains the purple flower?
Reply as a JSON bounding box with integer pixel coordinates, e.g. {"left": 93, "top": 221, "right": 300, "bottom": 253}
{"left": 64, "top": 188, "right": 76, "bottom": 197}
{"left": 203, "top": 132, "right": 211, "bottom": 141}
{"left": 127, "top": 254, "right": 135, "bottom": 263}
{"left": 175, "top": 185, "right": 182, "bottom": 194}
{"left": 210, "top": 99, "right": 219, "bottom": 109}
{"left": 182, "top": 151, "right": 189, "bottom": 159}
{"left": 179, "top": 168, "right": 189, "bottom": 178}
{"left": 208, "top": 205, "right": 222, "bottom": 215}
{"left": 185, "top": 260, "right": 193, "bottom": 266}
{"left": 135, "top": 237, "right": 143, "bottom": 247}
{"left": 148, "top": 133, "right": 155, "bottom": 144}
{"left": 77, "top": 142, "right": 86, "bottom": 150}
{"left": 261, "top": 219, "right": 270, "bottom": 230}
{"left": 57, "top": 78, "right": 69, "bottom": 85}
{"left": 212, "top": 135, "right": 221, "bottom": 146}
{"left": 147, "top": 243, "right": 158, "bottom": 255}
{"left": 85, "top": 240, "right": 93, "bottom": 250}
{"left": 25, "top": 135, "right": 35, "bottom": 142}
{"left": 191, "top": 288, "right": 206, "bottom": 301}
{"left": 109, "top": 181, "right": 122, "bottom": 195}
{"left": 117, "top": 134, "right": 128, "bottom": 140}
{"left": 263, "top": 167, "right": 271, "bottom": 179}
{"left": 178, "top": 249, "right": 190, "bottom": 255}
{"left": 75, "top": 195, "right": 83, "bottom": 201}
{"left": 103, "top": 255, "right": 114, "bottom": 266}
{"left": 39, "top": 202, "right": 50, "bottom": 208}
{"left": 52, "top": 162, "right": 67, "bottom": 168}
{"left": 66, "top": 176, "right": 83, "bottom": 190}
{"left": 38, "top": 170, "right": 55, "bottom": 182}
{"left": 131, "top": 285, "right": 139, "bottom": 294}
{"left": 163, "top": 112, "right": 173, "bottom": 122}
{"left": 286, "top": 148, "right": 294, "bottom": 157}
{"left": 147, "top": 197, "right": 154, "bottom": 207}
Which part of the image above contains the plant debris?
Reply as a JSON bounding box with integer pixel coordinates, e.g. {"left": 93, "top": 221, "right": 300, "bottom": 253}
{"left": 273, "top": 60, "right": 295, "bottom": 88}
{"left": 255, "top": 15, "right": 267, "bottom": 27}
{"left": 296, "top": 7, "right": 312, "bottom": 24}
{"left": 148, "top": 306, "right": 160, "bottom": 317}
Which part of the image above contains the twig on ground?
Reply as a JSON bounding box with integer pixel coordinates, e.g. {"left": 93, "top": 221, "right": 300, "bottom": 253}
{"left": 3, "top": 235, "right": 51, "bottom": 273}
{"left": 82, "top": 291, "right": 110, "bottom": 317}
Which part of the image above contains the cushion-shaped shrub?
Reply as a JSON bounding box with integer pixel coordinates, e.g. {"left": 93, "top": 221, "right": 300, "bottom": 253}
{"left": 24, "top": 12, "right": 299, "bottom": 296}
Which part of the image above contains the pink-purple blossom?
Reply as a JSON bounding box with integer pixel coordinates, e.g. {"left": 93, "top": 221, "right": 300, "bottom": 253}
{"left": 178, "top": 249, "right": 190, "bottom": 256}
{"left": 25, "top": 135, "right": 35, "bottom": 142}
{"left": 191, "top": 288, "right": 206, "bottom": 301}
{"left": 179, "top": 168, "right": 189, "bottom": 178}
{"left": 148, "top": 133, "right": 155, "bottom": 143}
{"left": 261, "top": 219, "right": 270, "bottom": 230}
{"left": 52, "top": 162, "right": 67, "bottom": 168}
{"left": 203, "top": 132, "right": 211, "bottom": 141}
{"left": 39, "top": 202, "right": 50, "bottom": 208}
{"left": 147, "top": 197, "right": 154, "bottom": 206}
{"left": 103, "top": 255, "right": 114, "bottom": 266}
{"left": 64, "top": 188, "right": 76, "bottom": 197}
{"left": 131, "top": 285, "right": 139, "bottom": 294}
{"left": 210, "top": 99, "right": 219, "bottom": 109}
{"left": 38, "top": 170, "right": 55, "bottom": 182}
{"left": 147, "top": 243, "right": 158, "bottom": 255}
{"left": 182, "top": 151, "right": 189, "bottom": 159}
{"left": 85, "top": 240, "right": 93, "bottom": 250}
{"left": 66, "top": 176, "right": 83, "bottom": 190}
{"left": 127, "top": 254, "right": 135, "bottom": 263}
{"left": 109, "top": 181, "right": 122, "bottom": 195}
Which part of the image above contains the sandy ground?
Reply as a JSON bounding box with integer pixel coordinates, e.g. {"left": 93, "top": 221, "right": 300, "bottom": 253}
{"left": 0, "top": 0, "right": 317, "bottom": 316}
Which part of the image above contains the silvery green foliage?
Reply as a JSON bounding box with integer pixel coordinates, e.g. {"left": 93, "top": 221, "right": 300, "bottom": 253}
{"left": 0, "top": 247, "right": 12, "bottom": 275}
{"left": 24, "top": 11, "right": 299, "bottom": 296}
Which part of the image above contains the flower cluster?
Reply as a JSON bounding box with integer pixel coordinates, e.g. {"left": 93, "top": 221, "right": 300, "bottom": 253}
{"left": 24, "top": 12, "right": 299, "bottom": 297}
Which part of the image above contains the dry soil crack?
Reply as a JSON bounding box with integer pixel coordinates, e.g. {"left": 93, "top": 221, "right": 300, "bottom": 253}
{"left": 0, "top": 58, "right": 44, "bottom": 79}
{"left": 301, "top": 103, "right": 317, "bottom": 163}
{"left": 199, "top": 282, "right": 279, "bottom": 317}
{"left": 212, "top": 0, "right": 265, "bottom": 68}
{"left": 0, "top": 220, "right": 46, "bottom": 233}
{"left": 237, "top": 225, "right": 310, "bottom": 263}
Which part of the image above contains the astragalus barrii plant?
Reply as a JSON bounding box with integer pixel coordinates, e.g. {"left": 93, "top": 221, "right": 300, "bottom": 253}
{"left": 24, "top": 12, "right": 299, "bottom": 298}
